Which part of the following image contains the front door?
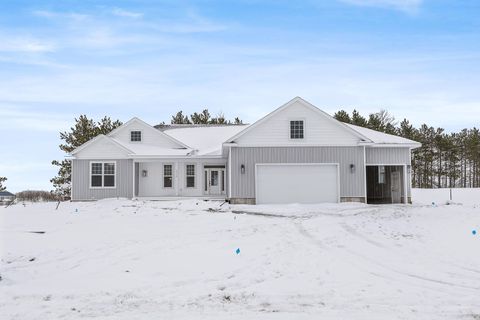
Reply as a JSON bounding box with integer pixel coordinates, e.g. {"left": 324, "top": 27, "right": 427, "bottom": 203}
{"left": 204, "top": 168, "right": 225, "bottom": 195}
{"left": 391, "top": 171, "right": 402, "bottom": 203}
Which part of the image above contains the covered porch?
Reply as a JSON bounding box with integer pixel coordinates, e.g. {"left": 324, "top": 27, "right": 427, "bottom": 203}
{"left": 366, "top": 165, "right": 409, "bottom": 204}
{"left": 132, "top": 159, "right": 227, "bottom": 199}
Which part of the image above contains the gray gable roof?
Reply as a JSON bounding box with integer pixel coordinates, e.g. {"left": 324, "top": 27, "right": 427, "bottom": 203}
{"left": 0, "top": 191, "right": 14, "bottom": 197}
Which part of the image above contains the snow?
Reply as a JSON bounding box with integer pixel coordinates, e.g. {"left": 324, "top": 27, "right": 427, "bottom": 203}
{"left": 413, "top": 188, "right": 480, "bottom": 206}
{"left": 345, "top": 123, "right": 421, "bottom": 146}
{"left": 113, "top": 139, "right": 192, "bottom": 156}
{"left": 163, "top": 125, "right": 248, "bottom": 155}
{"left": 2, "top": 194, "right": 480, "bottom": 319}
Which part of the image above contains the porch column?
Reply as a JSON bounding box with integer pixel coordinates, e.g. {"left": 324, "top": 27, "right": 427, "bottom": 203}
{"left": 132, "top": 160, "right": 136, "bottom": 200}
{"left": 403, "top": 164, "right": 408, "bottom": 204}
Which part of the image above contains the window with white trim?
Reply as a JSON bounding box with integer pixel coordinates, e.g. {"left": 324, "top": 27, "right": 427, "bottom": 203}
{"left": 186, "top": 164, "right": 195, "bottom": 188}
{"left": 290, "top": 120, "right": 304, "bottom": 139}
{"left": 91, "top": 162, "right": 115, "bottom": 188}
{"left": 130, "top": 130, "right": 142, "bottom": 142}
{"left": 378, "top": 166, "right": 385, "bottom": 184}
{"left": 164, "top": 165, "right": 173, "bottom": 188}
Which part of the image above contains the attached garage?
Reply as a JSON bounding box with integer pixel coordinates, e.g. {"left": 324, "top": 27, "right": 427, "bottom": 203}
{"left": 255, "top": 163, "right": 339, "bottom": 204}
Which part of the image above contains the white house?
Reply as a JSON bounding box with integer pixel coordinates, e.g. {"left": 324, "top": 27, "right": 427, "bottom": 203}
{"left": 70, "top": 97, "right": 421, "bottom": 204}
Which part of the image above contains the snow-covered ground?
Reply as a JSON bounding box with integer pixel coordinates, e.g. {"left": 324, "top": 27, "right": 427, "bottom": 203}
{"left": 1, "top": 191, "right": 480, "bottom": 319}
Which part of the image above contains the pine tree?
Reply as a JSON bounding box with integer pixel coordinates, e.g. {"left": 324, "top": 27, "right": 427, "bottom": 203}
{"left": 0, "top": 177, "right": 6, "bottom": 191}
{"left": 190, "top": 109, "right": 211, "bottom": 124}
{"left": 51, "top": 115, "right": 122, "bottom": 196}
{"left": 210, "top": 112, "right": 227, "bottom": 124}
{"left": 171, "top": 111, "right": 191, "bottom": 124}
{"left": 334, "top": 110, "right": 351, "bottom": 123}
{"left": 351, "top": 110, "right": 368, "bottom": 127}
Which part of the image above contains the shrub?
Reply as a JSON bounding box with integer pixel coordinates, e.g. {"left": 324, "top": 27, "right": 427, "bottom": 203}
{"left": 15, "top": 190, "right": 63, "bottom": 202}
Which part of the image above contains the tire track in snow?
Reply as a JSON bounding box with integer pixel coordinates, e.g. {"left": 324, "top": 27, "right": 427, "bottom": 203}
{"left": 336, "top": 212, "right": 480, "bottom": 292}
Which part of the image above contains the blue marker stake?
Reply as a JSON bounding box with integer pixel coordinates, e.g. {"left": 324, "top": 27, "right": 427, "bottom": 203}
{"left": 235, "top": 248, "right": 241, "bottom": 255}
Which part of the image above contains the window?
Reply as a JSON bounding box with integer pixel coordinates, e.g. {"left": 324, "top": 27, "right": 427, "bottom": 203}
{"left": 130, "top": 131, "right": 142, "bottom": 142}
{"left": 164, "top": 165, "right": 173, "bottom": 188}
{"left": 290, "top": 120, "right": 304, "bottom": 139}
{"left": 91, "top": 162, "right": 115, "bottom": 188}
{"left": 186, "top": 164, "right": 195, "bottom": 188}
{"left": 378, "top": 166, "right": 385, "bottom": 184}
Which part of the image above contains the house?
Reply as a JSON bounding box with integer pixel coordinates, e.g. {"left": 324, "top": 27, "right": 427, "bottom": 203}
{"left": 0, "top": 191, "right": 15, "bottom": 203}
{"left": 70, "top": 97, "right": 421, "bottom": 204}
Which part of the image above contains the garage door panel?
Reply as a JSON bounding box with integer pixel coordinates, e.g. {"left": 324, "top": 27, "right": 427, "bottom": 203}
{"left": 256, "top": 164, "right": 338, "bottom": 204}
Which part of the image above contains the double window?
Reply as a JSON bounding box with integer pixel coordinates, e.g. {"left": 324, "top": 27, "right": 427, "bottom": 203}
{"left": 130, "top": 130, "right": 142, "bottom": 142}
{"left": 186, "top": 164, "right": 195, "bottom": 188}
{"left": 290, "top": 120, "right": 304, "bottom": 139}
{"left": 164, "top": 165, "right": 173, "bottom": 188}
{"left": 91, "top": 162, "right": 116, "bottom": 188}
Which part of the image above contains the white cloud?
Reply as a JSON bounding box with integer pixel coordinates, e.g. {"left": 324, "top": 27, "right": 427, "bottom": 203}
{"left": 32, "top": 10, "right": 90, "bottom": 21}
{"left": 0, "top": 106, "right": 71, "bottom": 132}
{"left": 339, "top": 0, "right": 423, "bottom": 13}
{"left": 111, "top": 7, "right": 143, "bottom": 19}
{"left": 0, "top": 36, "right": 56, "bottom": 53}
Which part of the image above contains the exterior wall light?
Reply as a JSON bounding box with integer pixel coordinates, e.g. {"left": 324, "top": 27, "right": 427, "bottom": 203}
{"left": 142, "top": 170, "right": 148, "bottom": 177}
{"left": 350, "top": 164, "right": 355, "bottom": 174}
{"left": 241, "top": 164, "right": 245, "bottom": 174}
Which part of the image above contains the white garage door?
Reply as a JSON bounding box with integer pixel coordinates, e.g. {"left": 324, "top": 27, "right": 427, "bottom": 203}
{"left": 256, "top": 164, "right": 339, "bottom": 204}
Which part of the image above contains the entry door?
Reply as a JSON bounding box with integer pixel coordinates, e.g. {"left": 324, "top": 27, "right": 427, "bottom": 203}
{"left": 391, "top": 171, "right": 402, "bottom": 203}
{"left": 205, "top": 168, "right": 225, "bottom": 195}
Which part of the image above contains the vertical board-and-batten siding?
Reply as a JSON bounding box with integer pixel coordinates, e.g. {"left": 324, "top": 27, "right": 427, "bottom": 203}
{"left": 72, "top": 159, "right": 133, "bottom": 200}
{"left": 365, "top": 147, "right": 411, "bottom": 165}
{"left": 230, "top": 146, "right": 365, "bottom": 199}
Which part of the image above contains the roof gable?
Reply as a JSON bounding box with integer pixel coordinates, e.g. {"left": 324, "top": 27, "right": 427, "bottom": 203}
{"left": 71, "top": 135, "right": 132, "bottom": 158}
{"left": 227, "top": 97, "right": 371, "bottom": 146}
{"left": 108, "top": 117, "right": 189, "bottom": 149}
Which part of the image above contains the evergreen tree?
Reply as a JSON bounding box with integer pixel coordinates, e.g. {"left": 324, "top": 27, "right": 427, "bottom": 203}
{"left": 334, "top": 110, "right": 351, "bottom": 123}
{"left": 51, "top": 115, "right": 122, "bottom": 196}
{"left": 0, "top": 177, "right": 6, "bottom": 191}
{"left": 171, "top": 111, "right": 191, "bottom": 124}
{"left": 171, "top": 109, "right": 243, "bottom": 125}
{"left": 210, "top": 112, "right": 227, "bottom": 124}
{"left": 190, "top": 109, "right": 211, "bottom": 124}
{"left": 351, "top": 110, "right": 368, "bottom": 127}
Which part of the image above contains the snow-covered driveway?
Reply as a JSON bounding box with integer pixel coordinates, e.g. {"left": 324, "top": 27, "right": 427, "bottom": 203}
{"left": 1, "top": 199, "right": 480, "bottom": 319}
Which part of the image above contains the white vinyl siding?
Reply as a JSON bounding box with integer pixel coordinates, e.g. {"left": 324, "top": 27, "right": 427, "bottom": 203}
{"left": 75, "top": 137, "right": 129, "bottom": 159}
{"left": 109, "top": 119, "right": 182, "bottom": 148}
{"left": 230, "top": 146, "right": 366, "bottom": 200}
{"left": 134, "top": 158, "right": 226, "bottom": 198}
{"left": 235, "top": 100, "right": 360, "bottom": 146}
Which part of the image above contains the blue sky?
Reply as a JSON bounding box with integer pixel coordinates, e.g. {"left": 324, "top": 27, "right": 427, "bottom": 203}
{"left": 0, "top": 0, "right": 479, "bottom": 192}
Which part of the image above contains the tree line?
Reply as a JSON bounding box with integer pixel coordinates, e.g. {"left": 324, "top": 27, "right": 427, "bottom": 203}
{"left": 333, "top": 109, "right": 480, "bottom": 189}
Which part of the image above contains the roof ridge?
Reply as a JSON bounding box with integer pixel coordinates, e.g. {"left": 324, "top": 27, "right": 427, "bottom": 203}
{"left": 156, "top": 123, "right": 248, "bottom": 131}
